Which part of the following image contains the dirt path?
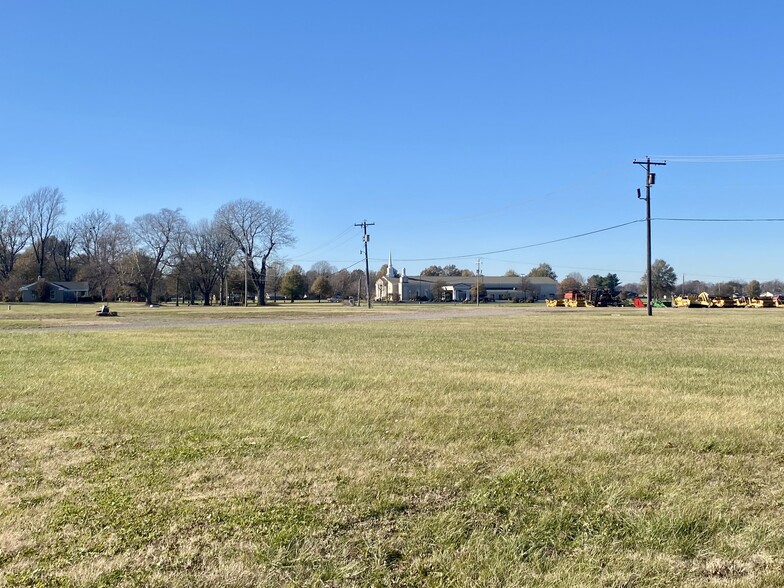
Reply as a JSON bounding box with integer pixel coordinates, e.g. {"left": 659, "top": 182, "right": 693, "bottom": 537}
{"left": 5, "top": 304, "right": 559, "bottom": 333}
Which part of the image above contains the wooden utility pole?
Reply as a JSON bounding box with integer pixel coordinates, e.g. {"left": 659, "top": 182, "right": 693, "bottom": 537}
{"left": 476, "top": 258, "right": 482, "bottom": 306}
{"left": 355, "top": 220, "right": 375, "bottom": 308}
{"left": 633, "top": 157, "right": 667, "bottom": 316}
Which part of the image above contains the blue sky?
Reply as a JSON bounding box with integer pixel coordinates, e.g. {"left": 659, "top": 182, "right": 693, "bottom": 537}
{"left": 2, "top": 2, "right": 783, "bottom": 285}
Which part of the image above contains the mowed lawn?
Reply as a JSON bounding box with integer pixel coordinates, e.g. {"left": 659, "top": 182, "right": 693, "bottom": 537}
{"left": 1, "top": 303, "right": 784, "bottom": 587}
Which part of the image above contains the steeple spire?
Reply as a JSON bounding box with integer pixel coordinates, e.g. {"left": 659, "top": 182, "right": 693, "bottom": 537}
{"left": 386, "top": 252, "right": 398, "bottom": 278}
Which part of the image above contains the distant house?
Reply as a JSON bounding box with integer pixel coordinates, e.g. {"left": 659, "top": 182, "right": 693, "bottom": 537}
{"left": 375, "top": 256, "right": 557, "bottom": 302}
{"left": 19, "top": 279, "right": 89, "bottom": 303}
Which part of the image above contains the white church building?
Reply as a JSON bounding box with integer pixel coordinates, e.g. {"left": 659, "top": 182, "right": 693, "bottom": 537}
{"left": 375, "top": 256, "right": 557, "bottom": 302}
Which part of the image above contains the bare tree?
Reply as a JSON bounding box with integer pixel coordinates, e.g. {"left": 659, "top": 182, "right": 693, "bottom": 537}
{"left": 169, "top": 225, "right": 191, "bottom": 306}
{"left": 518, "top": 276, "right": 533, "bottom": 300}
{"left": 74, "top": 209, "right": 112, "bottom": 262}
{"left": 0, "top": 204, "right": 28, "bottom": 280}
{"left": 330, "top": 268, "right": 352, "bottom": 297}
{"left": 680, "top": 279, "right": 708, "bottom": 296}
{"left": 215, "top": 199, "right": 295, "bottom": 305}
{"left": 310, "top": 260, "right": 335, "bottom": 277}
{"left": 73, "top": 211, "right": 132, "bottom": 300}
{"left": 212, "top": 224, "right": 238, "bottom": 306}
{"left": 746, "top": 279, "right": 762, "bottom": 298}
{"left": 51, "top": 222, "right": 79, "bottom": 281}
{"left": 350, "top": 269, "right": 366, "bottom": 300}
{"left": 188, "top": 219, "right": 237, "bottom": 305}
{"left": 266, "top": 259, "right": 287, "bottom": 302}
{"left": 20, "top": 186, "right": 66, "bottom": 278}
{"left": 306, "top": 261, "right": 336, "bottom": 296}
{"left": 558, "top": 275, "right": 583, "bottom": 297}
{"left": 102, "top": 218, "right": 133, "bottom": 300}
{"left": 431, "top": 279, "right": 447, "bottom": 301}
{"left": 132, "top": 208, "right": 187, "bottom": 305}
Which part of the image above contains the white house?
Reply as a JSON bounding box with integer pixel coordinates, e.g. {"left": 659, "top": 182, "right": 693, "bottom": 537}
{"left": 375, "top": 256, "right": 557, "bottom": 302}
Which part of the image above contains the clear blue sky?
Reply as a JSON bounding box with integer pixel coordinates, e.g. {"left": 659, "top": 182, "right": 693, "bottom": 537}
{"left": 2, "top": 2, "right": 783, "bottom": 285}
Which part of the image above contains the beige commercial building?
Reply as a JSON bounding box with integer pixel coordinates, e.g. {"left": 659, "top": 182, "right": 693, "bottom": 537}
{"left": 375, "top": 257, "right": 557, "bottom": 302}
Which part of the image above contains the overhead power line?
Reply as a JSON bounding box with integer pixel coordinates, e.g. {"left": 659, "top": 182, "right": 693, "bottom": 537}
{"left": 655, "top": 217, "right": 784, "bottom": 222}
{"left": 326, "top": 258, "right": 365, "bottom": 277}
{"left": 388, "top": 219, "right": 645, "bottom": 263}
{"left": 320, "top": 216, "right": 782, "bottom": 273}
{"left": 290, "top": 225, "right": 356, "bottom": 259}
{"left": 654, "top": 154, "right": 784, "bottom": 163}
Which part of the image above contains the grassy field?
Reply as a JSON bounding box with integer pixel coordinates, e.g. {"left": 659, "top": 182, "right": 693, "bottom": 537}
{"left": 1, "top": 302, "right": 784, "bottom": 586}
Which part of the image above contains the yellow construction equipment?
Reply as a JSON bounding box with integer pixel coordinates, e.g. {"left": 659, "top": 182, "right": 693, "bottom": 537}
{"left": 673, "top": 292, "right": 712, "bottom": 307}
{"left": 711, "top": 295, "right": 737, "bottom": 308}
{"left": 672, "top": 295, "right": 695, "bottom": 308}
{"left": 563, "top": 290, "right": 589, "bottom": 307}
{"left": 660, "top": 292, "right": 783, "bottom": 309}
{"left": 748, "top": 297, "right": 776, "bottom": 308}
{"left": 733, "top": 296, "right": 749, "bottom": 307}
{"left": 695, "top": 292, "right": 713, "bottom": 307}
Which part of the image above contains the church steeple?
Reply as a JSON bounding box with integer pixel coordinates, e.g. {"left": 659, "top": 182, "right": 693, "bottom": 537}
{"left": 386, "top": 252, "right": 399, "bottom": 278}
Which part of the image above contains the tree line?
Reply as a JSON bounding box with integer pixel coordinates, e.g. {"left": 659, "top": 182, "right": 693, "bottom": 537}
{"left": 5, "top": 188, "right": 779, "bottom": 305}
{"left": 0, "top": 186, "right": 370, "bottom": 305}
{"left": 431, "top": 258, "right": 783, "bottom": 300}
{"left": 551, "top": 259, "right": 783, "bottom": 300}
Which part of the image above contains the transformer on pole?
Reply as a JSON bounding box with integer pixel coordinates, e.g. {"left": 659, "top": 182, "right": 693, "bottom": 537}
{"left": 355, "top": 220, "right": 375, "bottom": 308}
{"left": 633, "top": 156, "right": 667, "bottom": 316}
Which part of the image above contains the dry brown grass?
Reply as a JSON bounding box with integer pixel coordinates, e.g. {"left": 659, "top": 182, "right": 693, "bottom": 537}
{"left": 1, "top": 306, "right": 784, "bottom": 585}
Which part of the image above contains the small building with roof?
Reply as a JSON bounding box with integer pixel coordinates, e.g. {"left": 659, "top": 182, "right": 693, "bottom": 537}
{"left": 19, "top": 279, "right": 89, "bottom": 303}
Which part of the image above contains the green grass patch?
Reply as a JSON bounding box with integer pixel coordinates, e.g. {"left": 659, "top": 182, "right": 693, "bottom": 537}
{"left": 1, "top": 306, "right": 783, "bottom": 585}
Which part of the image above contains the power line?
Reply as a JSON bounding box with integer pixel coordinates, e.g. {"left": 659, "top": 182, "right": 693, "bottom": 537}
{"left": 384, "top": 219, "right": 645, "bottom": 263}
{"left": 653, "top": 154, "right": 784, "bottom": 163}
{"left": 289, "top": 225, "right": 355, "bottom": 259}
{"left": 655, "top": 217, "right": 784, "bottom": 222}
{"left": 286, "top": 216, "right": 784, "bottom": 275}
{"left": 326, "top": 258, "right": 365, "bottom": 277}
{"left": 311, "top": 216, "right": 783, "bottom": 275}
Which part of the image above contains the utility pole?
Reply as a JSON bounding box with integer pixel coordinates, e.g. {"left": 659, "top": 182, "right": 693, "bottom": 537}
{"left": 244, "top": 252, "right": 248, "bottom": 307}
{"left": 633, "top": 156, "right": 666, "bottom": 316}
{"left": 355, "top": 220, "right": 375, "bottom": 308}
{"left": 476, "top": 258, "right": 482, "bottom": 306}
